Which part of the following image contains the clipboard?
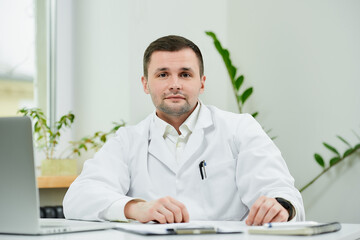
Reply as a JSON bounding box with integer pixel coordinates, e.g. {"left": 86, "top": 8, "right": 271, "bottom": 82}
{"left": 167, "top": 226, "right": 243, "bottom": 235}
{"left": 115, "top": 222, "right": 243, "bottom": 235}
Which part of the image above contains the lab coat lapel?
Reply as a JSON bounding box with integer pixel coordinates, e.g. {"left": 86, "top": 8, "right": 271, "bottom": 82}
{"left": 148, "top": 119, "right": 178, "bottom": 174}
{"left": 181, "top": 104, "right": 213, "bottom": 167}
{"left": 182, "top": 128, "right": 204, "bottom": 165}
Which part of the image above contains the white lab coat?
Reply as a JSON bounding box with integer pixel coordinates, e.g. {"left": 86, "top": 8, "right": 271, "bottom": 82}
{"left": 63, "top": 104, "right": 305, "bottom": 221}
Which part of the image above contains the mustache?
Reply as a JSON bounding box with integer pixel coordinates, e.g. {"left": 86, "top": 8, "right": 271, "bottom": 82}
{"left": 163, "top": 92, "right": 187, "bottom": 99}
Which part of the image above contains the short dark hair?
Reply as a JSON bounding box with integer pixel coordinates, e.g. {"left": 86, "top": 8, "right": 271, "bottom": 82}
{"left": 143, "top": 35, "right": 204, "bottom": 78}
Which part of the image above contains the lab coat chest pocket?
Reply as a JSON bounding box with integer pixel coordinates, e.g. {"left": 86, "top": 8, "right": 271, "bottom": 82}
{"left": 200, "top": 158, "right": 237, "bottom": 218}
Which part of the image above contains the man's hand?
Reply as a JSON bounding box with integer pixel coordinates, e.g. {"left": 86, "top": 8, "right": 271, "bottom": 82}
{"left": 245, "top": 196, "right": 289, "bottom": 226}
{"left": 124, "top": 196, "right": 190, "bottom": 224}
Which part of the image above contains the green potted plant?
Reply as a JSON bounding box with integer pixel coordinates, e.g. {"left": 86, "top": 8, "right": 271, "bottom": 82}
{"left": 69, "top": 121, "right": 125, "bottom": 157}
{"left": 19, "top": 107, "right": 126, "bottom": 176}
{"left": 18, "top": 107, "right": 77, "bottom": 176}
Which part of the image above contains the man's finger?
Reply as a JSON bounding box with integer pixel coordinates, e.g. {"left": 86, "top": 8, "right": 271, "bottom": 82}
{"left": 262, "top": 204, "right": 283, "bottom": 223}
{"left": 246, "top": 196, "right": 266, "bottom": 225}
{"left": 168, "top": 197, "right": 189, "bottom": 222}
{"left": 162, "top": 201, "right": 182, "bottom": 223}
{"left": 269, "top": 208, "right": 289, "bottom": 223}
{"left": 153, "top": 210, "right": 167, "bottom": 224}
{"left": 253, "top": 200, "right": 275, "bottom": 225}
{"left": 157, "top": 205, "right": 175, "bottom": 223}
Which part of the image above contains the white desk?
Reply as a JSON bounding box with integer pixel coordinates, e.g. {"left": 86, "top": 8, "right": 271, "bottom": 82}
{"left": 0, "top": 222, "right": 359, "bottom": 240}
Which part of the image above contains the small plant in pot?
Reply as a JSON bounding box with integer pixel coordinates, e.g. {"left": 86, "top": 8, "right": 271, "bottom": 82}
{"left": 19, "top": 108, "right": 126, "bottom": 176}
{"left": 18, "top": 108, "right": 77, "bottom": 176}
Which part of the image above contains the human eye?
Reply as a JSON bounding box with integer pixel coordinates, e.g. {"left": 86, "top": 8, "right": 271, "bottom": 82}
{"left": 180, "top": 72, "right": 191, "bottom": 78}
{"left": 157, "top": 72, "right": 168, "bottom": 78}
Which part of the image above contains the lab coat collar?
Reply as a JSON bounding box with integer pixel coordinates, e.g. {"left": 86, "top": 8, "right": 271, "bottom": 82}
{"left": 148, "top": 101, "right": 213, "bottom": 174}
{"left": 148, "top": 100, "right": 212, "bottom": 140}
{"left": 153, "top": 101, "right": 201, "bottom": 143}
{"left": 193, "top": 100, "right": 213, "bottom": 130}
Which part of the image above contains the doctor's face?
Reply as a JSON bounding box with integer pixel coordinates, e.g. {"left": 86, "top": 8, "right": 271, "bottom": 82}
{"left": 142, "top": 48, "right": 206, "bottom": 119}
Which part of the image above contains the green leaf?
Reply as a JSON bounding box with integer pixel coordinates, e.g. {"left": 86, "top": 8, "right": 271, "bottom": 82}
{"left": 235, "top": 75, "right": 244, "bottom": 91}
{"left": 100, "top": 135, "right": 107, "bottom": 142}
{"left": 34, "top": 122, "right": 41, "bottom": 132}
{"left": 343, "top": 148, "right": 355, "bottom": 158}
{"left": 113, "top": 125, "right": 121, "bottom": 131}
{"left": 323, "top": 142, "right": 340, "bottom": 156}
{"left": 79, "top": 144, "right": 88, "bottom": 151}
{"left": 18, "top": 108, "right": 26, "bottom": 114}
{"left": 214, "top": 41, "right": 223, "bottom": 55}
{"left": 229, "top": 65, "right": 237, "bottom": 80}
{"left": 337, "top": 135, "right": 352, "bottom": 148}
{"left": 240, "top": 87, "right": 253, "bottom": 104}
{"left": 314, "top": 153, "right": 325, "bottom": 168}
{"left": 329, "top": 157, "right": 341, "bottom": 166}
{"left": 223, "top": 49, "right": 230, "bottom": 59}
{"left": 252, "top": 112, "right": 259, "bottom": 118}
{"left": 355, "top": 143, "right": 360, "bottom": 150}
{"left": 205, "top": 31, "right": 216, "bottom": 39}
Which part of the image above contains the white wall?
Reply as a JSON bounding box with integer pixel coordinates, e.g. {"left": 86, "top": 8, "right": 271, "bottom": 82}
{"left": 71, "top": 0, "right": 230, "bottom": 134}
{"left": 71, "top": 1, "right": 131, "bottom": 139}
{"left": 54, "top": 0, "right": 360, "bottom": 222}
{"left": 228, "top": 0, "right": 360, "bottom": 222}
{"left": 124, "top": 0, "right": 232, "bottom": 123}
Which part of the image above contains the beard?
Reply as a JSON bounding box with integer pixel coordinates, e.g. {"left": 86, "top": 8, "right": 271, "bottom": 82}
{"left": 151, "top": 90, "right": 194, "bottom": 116}
{"left": 157, "top": 99, "right": 192, "bottom": 116}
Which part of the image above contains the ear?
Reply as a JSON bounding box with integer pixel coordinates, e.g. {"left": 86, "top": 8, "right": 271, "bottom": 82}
{"left": 141, "top": 76, "right": 150, "bottom": 94}
{"left": 199, "top": 75, "right": 206, "bottom": 94}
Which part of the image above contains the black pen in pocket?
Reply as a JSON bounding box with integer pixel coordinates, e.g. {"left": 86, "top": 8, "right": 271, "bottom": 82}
{"left": 199, "top": 160, "right": 207, "bottom": 180}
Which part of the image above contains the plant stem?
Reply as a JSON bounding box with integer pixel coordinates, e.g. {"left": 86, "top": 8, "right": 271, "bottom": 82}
{"left": 233, "top": 91, "right": 242, "bottom": 113}
{"left": 299, "top": 149, "right": 359, "bottom": 192}
{"left": 299, "top": 166, "right": 330, "bottom": 193}
{"left": 39, "top": 117, "right": 50, "bottom": 160}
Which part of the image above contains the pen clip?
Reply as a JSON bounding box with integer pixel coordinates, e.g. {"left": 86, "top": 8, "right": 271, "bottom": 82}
{"left": 203, "top": 161, "right": 207, "bottom": 178}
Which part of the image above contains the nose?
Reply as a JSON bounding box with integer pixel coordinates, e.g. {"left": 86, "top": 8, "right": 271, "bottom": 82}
{"left": 169, "top": 76, "right": 182, "bottom": 91}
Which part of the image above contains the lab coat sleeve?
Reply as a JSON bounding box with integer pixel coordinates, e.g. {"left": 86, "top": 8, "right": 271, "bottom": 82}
{"left": 63, "top": 128, "right": 133, "bottom": 221}
{"left": 235, "top": 114, "right": 305, "bottom": 221}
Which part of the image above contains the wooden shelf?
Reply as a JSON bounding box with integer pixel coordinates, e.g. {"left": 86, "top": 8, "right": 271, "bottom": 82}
{"left": 37, "top": 176, "right": 77, "bottom": 189}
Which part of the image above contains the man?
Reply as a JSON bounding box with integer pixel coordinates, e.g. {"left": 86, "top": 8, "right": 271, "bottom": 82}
{"left": 63, "top": 35, "right": 305, "bottom": 225}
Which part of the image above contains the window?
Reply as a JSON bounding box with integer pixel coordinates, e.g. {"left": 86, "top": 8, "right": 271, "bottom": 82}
{"left": 0, "top": 0, "right": 36, "bottom": 116}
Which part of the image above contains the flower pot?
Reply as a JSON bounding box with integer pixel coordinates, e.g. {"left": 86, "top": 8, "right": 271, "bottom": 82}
{"left": 41, "top": 159, "right": 77, "bottom": 176}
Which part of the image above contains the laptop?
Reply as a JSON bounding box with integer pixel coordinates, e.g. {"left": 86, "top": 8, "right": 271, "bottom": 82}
{"left": 0, "top": 116, "right": 114, "bottom": 235}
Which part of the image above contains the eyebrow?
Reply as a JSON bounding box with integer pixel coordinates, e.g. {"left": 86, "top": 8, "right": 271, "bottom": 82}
{"left": 155, "top": 67, "right": 194, "bottom": 72}
{"left": 180, "top": 67, "right": 194, "bottom": 72}
{"left": 155, "top": 68, "right": 169, "bottom": 72}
